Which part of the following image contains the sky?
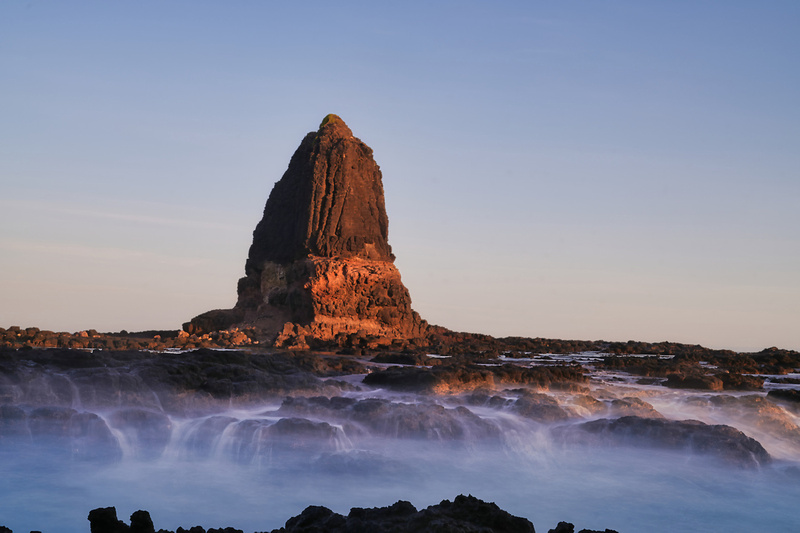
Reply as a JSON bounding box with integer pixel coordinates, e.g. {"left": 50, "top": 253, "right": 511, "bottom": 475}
{"left": 1, "top": 1, "right": 798, "bottom": 352}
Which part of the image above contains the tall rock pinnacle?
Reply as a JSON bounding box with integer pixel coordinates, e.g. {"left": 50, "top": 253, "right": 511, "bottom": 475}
{"left": 185, "top": 115, "right": 428, "bottom": 348}
{"left": 246, "top": 114, "right": 394, "bottom": 268}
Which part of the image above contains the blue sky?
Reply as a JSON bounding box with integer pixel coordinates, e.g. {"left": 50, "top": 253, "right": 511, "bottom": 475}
{"left": 1, "top": 1, "right": 798, "bottom": 351}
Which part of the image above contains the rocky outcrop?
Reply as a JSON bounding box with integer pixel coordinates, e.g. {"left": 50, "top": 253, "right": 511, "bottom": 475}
{"left": 362, "top": 363, "right": 587, "bottom": 394}
{"left": 75, "top": 497, "right": 626, "bottom": 533}
{"left": 82, "top": 497, "right": 536, "bottom": 533}
{"left": 87, "top": 507, "right": 240, "bottom": 533}
{"left": 275, "top": 396, "right": 501, "bottom": 441}
{"left": 0, "top": 348, "right": 361, "bottom": 414}
{"left": 553, "top": 415, "right": 771, "bottom": 468}
{"left": 0, "top": 326, "right": 258, "bottom": 351}
{"left": 271, "top": 495, "right": 535, "bottom": 533}
{"left": 184, "top": 115, "right": 428, "bottom": 347}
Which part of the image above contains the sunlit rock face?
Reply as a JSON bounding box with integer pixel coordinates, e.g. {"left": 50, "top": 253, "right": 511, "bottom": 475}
{"left": 185, "top": 115, "right": 428, "bottom": 346}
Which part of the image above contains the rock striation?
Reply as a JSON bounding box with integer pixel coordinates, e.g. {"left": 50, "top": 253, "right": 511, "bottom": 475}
{"left": 184, "top": 115, "right": 428, "bottom": 347}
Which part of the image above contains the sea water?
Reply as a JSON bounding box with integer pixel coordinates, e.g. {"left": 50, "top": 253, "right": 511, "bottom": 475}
{"left": 1, "top": 361, "right": 799, "bottom": 533}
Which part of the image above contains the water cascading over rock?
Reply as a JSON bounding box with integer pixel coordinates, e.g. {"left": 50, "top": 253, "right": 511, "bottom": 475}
{"left": 184, "top": 115, "right": 428, "bottom": 348}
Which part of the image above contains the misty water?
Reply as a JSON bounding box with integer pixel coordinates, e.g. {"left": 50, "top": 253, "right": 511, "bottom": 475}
{"left": 1, "top": 353, "right": 799, "bottom": 533}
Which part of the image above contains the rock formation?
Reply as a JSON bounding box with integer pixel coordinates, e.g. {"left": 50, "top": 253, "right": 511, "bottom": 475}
{"left": 184, "top": 115, "right": 428, "bottom": 347}
{"left": 82, "top": 496, "right": 539, "bottom": 533}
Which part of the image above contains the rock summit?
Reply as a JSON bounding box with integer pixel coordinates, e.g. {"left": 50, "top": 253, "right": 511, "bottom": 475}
{"left": 185, "top": 115, "right": 428, "bottom": 348}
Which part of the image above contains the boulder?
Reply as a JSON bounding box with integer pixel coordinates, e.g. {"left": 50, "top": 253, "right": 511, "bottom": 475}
{"left": 554, "top": 415, "right": 771, "bottom": 468}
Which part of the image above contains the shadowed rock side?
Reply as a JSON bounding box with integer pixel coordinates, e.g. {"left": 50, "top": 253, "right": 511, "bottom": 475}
{"left": 76, "top": 497, "right": 625, "bottom": 533}
{"left": 80, "top": 496, "right": 542, "bottom": 533}
{"left": 185, "top": 115, "right": 428, "bottom": 347}
{"left": 247, "top": 114, "right": 393, "bottom": 265}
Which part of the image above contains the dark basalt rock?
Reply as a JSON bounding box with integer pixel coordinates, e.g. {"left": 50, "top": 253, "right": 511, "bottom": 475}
{"left": 554, "top": 415, "right": 771, "bottom": 468}
{"left": 362, "top": 363, "right": 587, "bottom": 394}
{"left": 768, "top": 388, "right": 800, "bottom": 405}
{"left": 88, "top": 507, "right": 129, "bottom": 533}
{"left": 129, "top": 510, "right": 155, "bottom": 533}
{"left": 271, "top": 494, "right": 535, "bottom": 533}
{"left": 663, "top": 372, "right": 724, "bottom": 391}
{"left": 73, "top": 498, "right": 618, "bottom": 533}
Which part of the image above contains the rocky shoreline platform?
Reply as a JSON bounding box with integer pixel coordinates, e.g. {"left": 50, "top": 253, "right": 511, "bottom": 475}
{"left": 2, "top": 116, "right": 798, "bottom": 532}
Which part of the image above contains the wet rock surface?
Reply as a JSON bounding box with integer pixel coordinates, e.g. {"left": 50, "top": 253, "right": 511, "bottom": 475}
{"left": 0, "top": 348, "right": 360, "bottom": 413}
{"left": 0, "top": 341, "right": 798, "bottom": 532}
{"left": 554, "top": 415, "right": 772, "bottom": 468}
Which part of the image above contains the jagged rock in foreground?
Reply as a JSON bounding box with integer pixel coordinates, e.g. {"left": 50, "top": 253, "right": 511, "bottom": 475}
{"left": 76, "top": 497, "right": 622, "bottom": 533}
{"left": 271, "top": 495, "right": 534, "bottom": 533}
{"left": 185, "top": 115, "right": 428, "bottom": 348}
{"left": 81, "top": 496, "right": 536, "bottom": 533}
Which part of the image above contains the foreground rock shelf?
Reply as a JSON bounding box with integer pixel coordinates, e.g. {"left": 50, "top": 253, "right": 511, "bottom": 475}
{"left": 71, "top": 495, "right": 617, "bottom": 533}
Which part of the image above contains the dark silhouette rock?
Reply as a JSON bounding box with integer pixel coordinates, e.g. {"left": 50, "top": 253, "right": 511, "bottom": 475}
{"left": 81, "top": 497, "right": 537, "bottom": 533}
{"left": 184, "top": 115, "right": 428, "bottom": 347}
{"left": 271, "top": 494, "right": 535, "bottom": 533}
{"left": 88, "top": 507, "right": 129, "bottom": 533}
{"left": 130, "top": 510, "right": 155, "bottom": 533}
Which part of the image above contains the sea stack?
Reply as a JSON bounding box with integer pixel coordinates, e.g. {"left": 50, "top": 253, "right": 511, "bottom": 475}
{"left": 185, "top": 115, "right": 428, "bottom": 348}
